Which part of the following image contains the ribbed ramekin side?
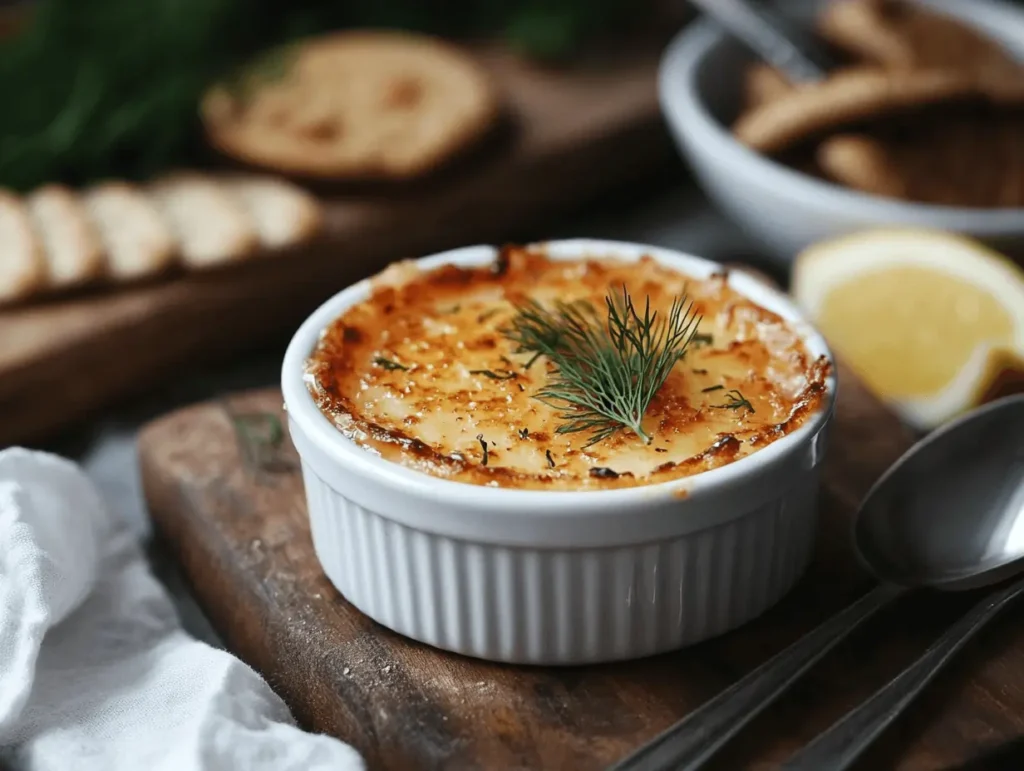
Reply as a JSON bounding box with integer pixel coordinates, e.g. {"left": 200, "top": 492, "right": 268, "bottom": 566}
{"left": 302, "top": 461, "right": 818, "bottom": 665}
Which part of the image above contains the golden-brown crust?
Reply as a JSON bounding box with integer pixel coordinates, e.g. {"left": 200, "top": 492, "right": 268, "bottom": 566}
{"left": 201, "top": 30, "right": 501, "bottom": 181}
{"left": 305, "top": 245, "right": 830, "bottom": 491}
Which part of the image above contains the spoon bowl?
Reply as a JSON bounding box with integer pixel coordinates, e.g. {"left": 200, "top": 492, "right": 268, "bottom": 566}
{"left": 855, "top": 394, "right": 1024, "bottom": 591}
{"left": 779, "top": 393, "right": 1024, "bottom": 770}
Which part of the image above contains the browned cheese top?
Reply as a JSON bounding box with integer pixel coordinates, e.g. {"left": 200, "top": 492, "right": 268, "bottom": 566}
{"left": 305, "top": 246, "right": 830, "bottom": 491}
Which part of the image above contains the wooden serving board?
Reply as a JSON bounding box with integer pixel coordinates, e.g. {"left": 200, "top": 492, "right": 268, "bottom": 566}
{"left": 0, "top": 43, "right": 673, "bottom": 448}
{"left": 139, "top": 363, "right": 1024, "bottom": 771}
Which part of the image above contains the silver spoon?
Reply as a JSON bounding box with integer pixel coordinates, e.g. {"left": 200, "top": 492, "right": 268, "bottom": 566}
{"left": 609, "top": 393, "right": 1024, "bottom": 771}
{"left": 782, "top": 393, "right": 1024, "bottom": 769}
{"left": 686, "top": 0, "right": 839, "bottom": 83}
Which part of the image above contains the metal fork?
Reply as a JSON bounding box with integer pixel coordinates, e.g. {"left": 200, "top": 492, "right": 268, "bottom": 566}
{"left": 687, "top": 0, "right": 838, "bottom": 83}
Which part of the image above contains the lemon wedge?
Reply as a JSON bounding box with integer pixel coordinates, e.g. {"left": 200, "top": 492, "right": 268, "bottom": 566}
{"left": 792, "top": 229, "right": 1024, "bottom": 429}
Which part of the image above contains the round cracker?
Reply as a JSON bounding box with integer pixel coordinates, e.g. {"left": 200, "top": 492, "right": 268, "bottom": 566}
{"left": 732, "top": 67, "right": 1024, "bottom": 155}
{"left": 201, "top": 30, "right": 500, "bottom": 180}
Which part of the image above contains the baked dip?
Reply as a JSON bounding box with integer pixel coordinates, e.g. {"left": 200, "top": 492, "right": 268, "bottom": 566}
{"left": 305, "top": 245, "right": 830, "bottom": 490}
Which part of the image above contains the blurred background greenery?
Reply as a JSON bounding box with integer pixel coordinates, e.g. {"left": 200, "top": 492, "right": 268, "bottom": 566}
{"left": 0, "top": 0, "right": 651, "bottom": 191}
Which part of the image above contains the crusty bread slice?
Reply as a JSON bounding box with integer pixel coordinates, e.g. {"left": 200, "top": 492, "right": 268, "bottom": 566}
{"left": 148, "top": 172, "right": 259, "bottom": 268}
{"left": 0, "top": 190, "right": 45, "bottom": 303}
{"left": 27, "top": 184, "right": 105, "bottom": 289}
{"left": 221, "top": 175, "right": 322, "bottom": 249}
{"left": 200, "top": 31, "right": 500, "bottom": 181}
{"left": 84, "top": 182, "right": 177, "bottom": 281}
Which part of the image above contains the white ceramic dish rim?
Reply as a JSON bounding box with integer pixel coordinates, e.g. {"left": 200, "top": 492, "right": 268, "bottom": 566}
{"left": 282, "top": 238, "right": 837, "bottom": 537}
{"left": 657, "top": 0, "right": 1024, "bottom": 230}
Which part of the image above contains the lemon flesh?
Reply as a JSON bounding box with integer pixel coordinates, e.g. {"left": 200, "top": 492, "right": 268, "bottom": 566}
{"left": 819, "top": 265, "right": 1015, "bottom": 398}
{"left": 792, "top": 228, "right": 1024, "bottom": 429}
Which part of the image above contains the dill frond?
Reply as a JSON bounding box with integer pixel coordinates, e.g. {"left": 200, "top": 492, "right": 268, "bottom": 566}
{"left": 501, "top": 285, "right": 701, "bottom": 446}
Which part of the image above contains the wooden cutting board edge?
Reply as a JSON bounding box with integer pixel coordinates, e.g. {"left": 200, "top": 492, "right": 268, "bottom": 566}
{"left": 136, "top": 366, "right": 949, "bottom": 771}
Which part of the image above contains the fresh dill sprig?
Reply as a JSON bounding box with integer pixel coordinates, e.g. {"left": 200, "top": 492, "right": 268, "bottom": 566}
{"left": 713, "top": 389, "right": 755, "bottom": 414}
{"left": 501, "top": 285, "right": 702, "bottom": 447}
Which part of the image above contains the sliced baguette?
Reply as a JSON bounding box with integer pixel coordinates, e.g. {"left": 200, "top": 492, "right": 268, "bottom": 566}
{"left": 148, "top": 172, "right": 259, "bottom": 268}
{"left": 221, "top": 175, "right": 322, "bottom": 249}
{"left": 28, "top": 184, "right": 105, "bottom": 289}
{"left": 0, "top": 190, "right": 45, "bottom": 303}
{"left": 84, "top": 182, "right": 177, "bottom": 281}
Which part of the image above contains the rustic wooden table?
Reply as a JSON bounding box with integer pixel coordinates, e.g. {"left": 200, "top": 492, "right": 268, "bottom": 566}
{"left": 42, "top": 185, "right": 1024, "bottom": 771}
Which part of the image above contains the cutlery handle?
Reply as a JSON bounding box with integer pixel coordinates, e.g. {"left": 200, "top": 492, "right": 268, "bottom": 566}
{"left": 781, "top": 575, "right": 1024, "bottom": 771}
{"left": 687, "top": 0, "right": 833, "bottom": 82}
{"left": 608, "top": 583, "right": 904, "bottom": 771}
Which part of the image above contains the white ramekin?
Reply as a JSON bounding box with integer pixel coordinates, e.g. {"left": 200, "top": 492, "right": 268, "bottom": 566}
{"left": 282, "top": 239, "right": 837, "bottom": 664}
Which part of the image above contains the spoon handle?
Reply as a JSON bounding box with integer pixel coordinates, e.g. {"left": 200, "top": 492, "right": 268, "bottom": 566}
{"left": 781, "top": 574, "right": 1024, "bottom": 771}
{"left": 607, "top": 583, "right": 904, "bottom": 771}
{"left": 686, "top": 0, "right": 833, "bottom": 83}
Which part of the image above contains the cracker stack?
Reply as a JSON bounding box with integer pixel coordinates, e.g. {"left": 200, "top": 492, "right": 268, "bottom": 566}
{"left": 0, "top": 172, "right": 323, "bottom": 305}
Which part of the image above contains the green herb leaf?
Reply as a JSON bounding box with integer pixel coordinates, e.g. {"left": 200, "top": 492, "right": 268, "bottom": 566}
{"left": 230, "top": 411, "right": 283, "bottom": 448}
{"left": 470, "top": 368, "right": 517, "bottom": 381}
{"left": 501, "top": 285, "right": 702, "bottom": 446}
{"left": 545, "top": 449, "right": 556, "bottom": 468}
{"left": 476, "top": 434, "right": 489, "bottom": 466}
{"left": 226, "top": 409, "right": 292, "bottom": 473}
{"left": 374, "top": 357, "right": 408, "bottom": 371}
{"left": 713, "top": 389, "right": 755, "bottom": 414}
{"left": 702, "top": 384, "right": 724, "bottom": 393}
{"left": 691, "top": 333, "right": 714, "bottom": 348}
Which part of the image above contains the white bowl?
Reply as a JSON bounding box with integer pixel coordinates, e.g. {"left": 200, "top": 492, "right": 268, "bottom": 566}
{"left": 658, "top": 0, "right": 1024, "bottom": 265}
{"left": 282, "top": 239, "right": 837, "bottom": 664}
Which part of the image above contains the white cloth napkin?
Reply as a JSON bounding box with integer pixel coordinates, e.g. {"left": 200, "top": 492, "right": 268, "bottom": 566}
{"left": 0, "top": 448, "right": 364, "bottom": 771}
